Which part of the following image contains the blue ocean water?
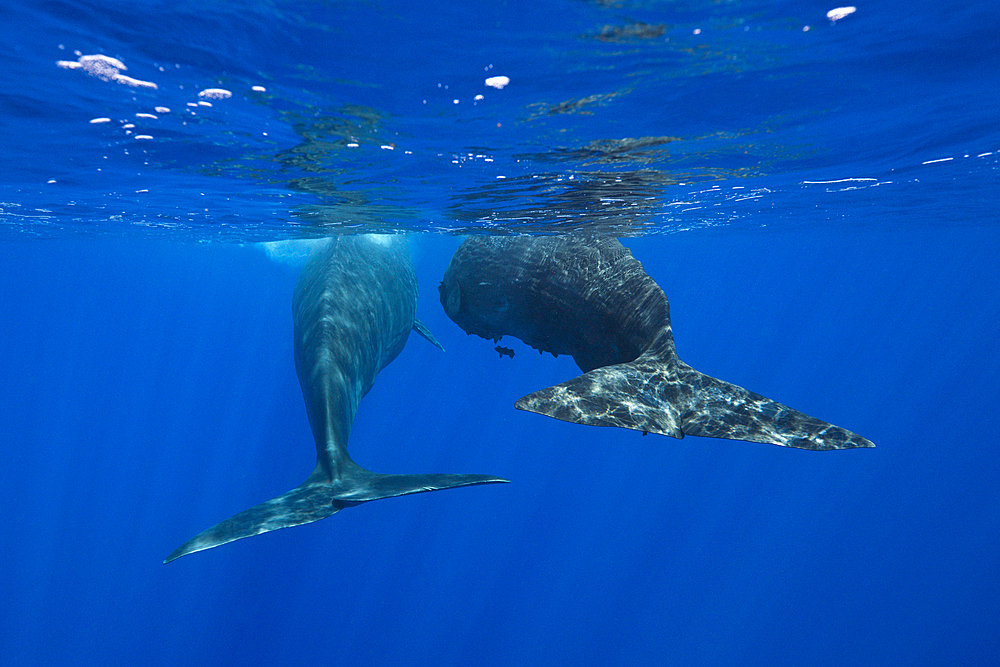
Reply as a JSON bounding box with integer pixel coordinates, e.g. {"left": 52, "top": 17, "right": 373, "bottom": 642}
{"left": 1, "top": 0, "right": 998, "bottom": 665}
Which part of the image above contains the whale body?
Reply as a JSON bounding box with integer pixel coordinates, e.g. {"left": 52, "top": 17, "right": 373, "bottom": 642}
{"left": 165, "top": 234, "right": 507, "bottom": 563}
{"left": 439, "top": 235, "right": 873, "bottom": 451}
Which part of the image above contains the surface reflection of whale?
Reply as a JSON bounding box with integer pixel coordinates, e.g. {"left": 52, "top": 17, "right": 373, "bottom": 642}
{"left": 439, "top": 235, "right": 873, "bottom": 451}
{"left": 165, "top": 235, "right": 508, "bottom": 564}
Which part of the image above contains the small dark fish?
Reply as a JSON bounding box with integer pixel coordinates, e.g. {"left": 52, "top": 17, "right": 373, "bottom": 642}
{"left": 495, "top": 345, "right": 515, "bottom": 359}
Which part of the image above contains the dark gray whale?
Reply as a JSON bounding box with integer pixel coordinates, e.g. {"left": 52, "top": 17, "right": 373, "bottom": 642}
{"left": 165, "top": 235, "right": 507, "bottom": 563}
{"left": 439, "top": 235, "right": 873, "bottom": 451}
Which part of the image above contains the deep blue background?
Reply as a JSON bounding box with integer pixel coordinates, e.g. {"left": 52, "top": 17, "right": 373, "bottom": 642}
{"left": 2, "top": 1, "right": 999, "bottom": 665}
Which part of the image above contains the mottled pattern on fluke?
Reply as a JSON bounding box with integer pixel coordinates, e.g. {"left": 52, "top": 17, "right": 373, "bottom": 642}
{"left": 439, "top": 235, "right": 873, "bottom": 451}
{"left": 165, "top": 235, "right": 507, "bottom": 563}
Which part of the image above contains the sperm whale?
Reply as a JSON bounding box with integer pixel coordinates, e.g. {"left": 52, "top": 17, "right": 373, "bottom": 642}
{"left": 439, "top": 234, "right": 873, "bottom": 451}
{"left": 166, "top": 234, "right": 507, "bottom": 563}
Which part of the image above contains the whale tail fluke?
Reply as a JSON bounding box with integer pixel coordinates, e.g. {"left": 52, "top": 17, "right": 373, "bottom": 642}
{"left": 514, "top": 353, "right": 874, "bottom": 451}
{"left": 164, "top": 474, "right": 344, "bottom": 564}
{"left": 164, "top": 463, "right": 508, "bottom": 563}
